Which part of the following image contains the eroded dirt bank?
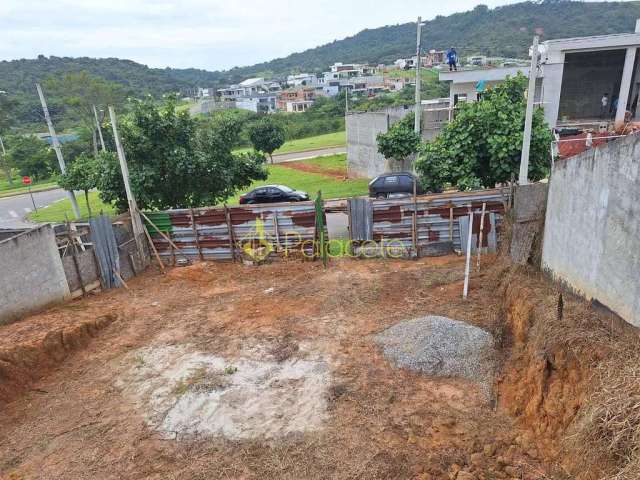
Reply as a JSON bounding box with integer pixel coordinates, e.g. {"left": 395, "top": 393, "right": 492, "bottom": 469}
{"left": 0, "top": 256, "right": 636, "bottom": 479}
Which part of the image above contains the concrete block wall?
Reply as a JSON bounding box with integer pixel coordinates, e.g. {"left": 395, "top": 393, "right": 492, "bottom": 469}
{"left": 542, "top": 133, "right": 640, "bottom": 327}
{"left": 346, "top": 105, "right": 446, "bottom": 178}
{"left": 0, "top": 225, "right": 70, "bottom": 325}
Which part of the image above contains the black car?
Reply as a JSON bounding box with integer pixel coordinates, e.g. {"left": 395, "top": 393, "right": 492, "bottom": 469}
{"left": 239, "top": 185, "right": 310, "bottom": 204}
{"left": 368, "top": 173, "right": 422, "bottom": 199}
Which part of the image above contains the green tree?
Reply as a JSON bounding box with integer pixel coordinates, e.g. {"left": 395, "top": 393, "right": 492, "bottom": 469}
{"left": 415, "top": 73, "right": 553, "bottom": 191}
{"left": 0, "top": 93, "right": 18, "bottom": 184}
{"left": 248, "top": 117, "right": 286, "bottom": 163}
{"left": 376, "top": 113, "right": 421, "bottom": 164}
{"left": 44, "top": 71, "right": 126, "bottom": 152}
{"left": 96, "top": 96, "right": 267, "bottom": 211}
{"left": 5, "top": 135, "right": 56, "bottom": 181}
{"left": 58, "top": 153, "right": 99, "bottom": 217}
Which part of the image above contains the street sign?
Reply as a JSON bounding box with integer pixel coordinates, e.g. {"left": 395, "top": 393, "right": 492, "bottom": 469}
{"left": 22, "top": 176, "right": 32, "bottom": 185}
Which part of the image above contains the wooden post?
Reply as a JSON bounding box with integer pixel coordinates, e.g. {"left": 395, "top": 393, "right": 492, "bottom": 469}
{"left": 190, "top": 208, "right": 204, "bottom": 260}
{"left": 412, "top": 178, "right": 418, "bottom": 257}
{"left": 224, "top": 206, "right": 237, "bottom": 262}
{"left": 37, "top": 83, "right": 81, "bottom": 219}
{"left": 476, "top": 202, "right": 487, "bottom": 270}
{"left": 273, "top": 212, "right": 281, "bottom": 251}
{"left": 128, "top": 253, "right": 137, "bottom": 276}
{"left": 67, "top": 221, "right": 86, "bottom": 296}
{"left": 139, "top": 211, "right": 190, "bottom": 263}
{"left": 109, "top": 106, "right": 146, "bottom": 258}
{"left": 93, "top": 105, "right": 106, "bottom": 153}
{"left": 143, "top": 225, "right": 166, "bottom": 273}
{"left": 449, "top": 203, "right": 454, "bottom": 245}
{"left": 463, "top": 205, "right": 473, "bottom": 299}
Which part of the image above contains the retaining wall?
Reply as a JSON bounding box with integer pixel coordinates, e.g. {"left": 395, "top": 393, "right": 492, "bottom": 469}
{"left": 542, "top": 133, "right": 640, "bottom": 327}
{"left": 0, "top": 225, "right": 70, "bottom": 325}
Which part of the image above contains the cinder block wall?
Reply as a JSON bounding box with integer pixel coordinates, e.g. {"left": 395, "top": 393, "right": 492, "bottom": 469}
{"left": 0, "top": 225, "right": 70, "bottom": 325}
{"left": 346, "top": 105, "right": 446, "bottom": 178}
{"left": 542, "top": 133, "right": 640, "bottom": 327}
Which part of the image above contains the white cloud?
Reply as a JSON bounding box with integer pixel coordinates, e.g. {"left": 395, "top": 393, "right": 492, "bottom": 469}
{"left": 0, "top": 0, "right": 527, "bottom": 70}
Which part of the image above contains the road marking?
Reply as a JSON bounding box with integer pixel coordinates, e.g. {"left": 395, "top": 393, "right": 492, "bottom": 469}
{"left": 24, "top": 207, "right": 32, "bottom": 213}
{"left": 9, "top": 210, "right": 18, "bottom": 218}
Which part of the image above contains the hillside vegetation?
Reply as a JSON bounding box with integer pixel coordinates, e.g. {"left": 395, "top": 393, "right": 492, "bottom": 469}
{"left": 2, "top": 1, "right": 640, "bottom": 128}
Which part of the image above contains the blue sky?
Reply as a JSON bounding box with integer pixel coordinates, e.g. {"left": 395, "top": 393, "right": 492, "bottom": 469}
{"left": 0, "top": 0, "right": 596, "bottom": 71}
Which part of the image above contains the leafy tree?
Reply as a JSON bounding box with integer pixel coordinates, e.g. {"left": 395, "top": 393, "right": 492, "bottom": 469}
{"left": 5, "top": 135, "right": 56, "bottom": 180}
{"left": 248, "top": 117, "right": 285, "bottom": 163}
{"left": 58, "top": 152, "right": 98, "bottom": 216}
{"left": 0, "top": 93, "right": 18, "bottom": 183}
{"left": 43, "top": 71, "right": 126, "bottom": 152}
{"left": 376, "top": 113, "right": 421, "bottom": 164}
{"left": 96, "top": 96, "right": 268, "bottom": 212}
{"left": 415, "top": 73, "right": 553, "bottom": 191}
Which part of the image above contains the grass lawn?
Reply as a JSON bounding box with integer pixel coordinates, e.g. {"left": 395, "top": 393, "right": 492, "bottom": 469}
{"left": 293, "top": 153, "right": 346, "bottom": 172}
{"left": 226, "top": 154, "right": 368, "bottom": 205}
{"left": 28, "top": 191, "right": 116, "bottom": 223}
{"left": 234, "top": 131, "right": 346, "bottom": 156}
{"left": 27, "top": 154, "right": 367, "bottom": 222}
{"left": 0, "top": 177, "right": 58, "bottom": 198}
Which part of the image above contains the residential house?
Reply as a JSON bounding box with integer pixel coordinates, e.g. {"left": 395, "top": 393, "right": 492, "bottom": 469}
{"left": 217, "top": 77, "right": 282, "bottom": 113}
{"left": 439, "top": 21, "right": 640, "bottom": 130}
{"left": 276, "top": 87, "right": 316, "bottom": 112}
{"left": 286, "top": 74, "right": 319, "bottom": 88}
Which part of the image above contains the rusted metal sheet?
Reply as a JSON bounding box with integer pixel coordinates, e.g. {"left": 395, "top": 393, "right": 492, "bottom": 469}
{"left": 351, "top": 188, "right": 509, "bottom": 256}
{"left": 144, "top": 202, "right": 318, "bottom": 263}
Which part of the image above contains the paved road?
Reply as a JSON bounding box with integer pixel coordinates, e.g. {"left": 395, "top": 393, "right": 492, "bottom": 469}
{"left": 272, "top": 146, "right": 346, "bottom": 163}
{"left": 0, "top": 188, "right": 68, "bottom": 229}
{"left": 0, "top": 147, "right": 349, "bottom": 230}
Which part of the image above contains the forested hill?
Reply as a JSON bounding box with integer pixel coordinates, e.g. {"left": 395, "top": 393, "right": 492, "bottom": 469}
{"left": 2, "top": 0, "right": 640, "bottom": 127}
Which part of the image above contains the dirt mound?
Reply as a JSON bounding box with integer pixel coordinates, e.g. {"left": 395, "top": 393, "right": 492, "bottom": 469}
{"left": 0, "top": 314, "right": 117, "bottom": 404}
{"left": 492, "top": 262, "right": 639, "bottom": 479}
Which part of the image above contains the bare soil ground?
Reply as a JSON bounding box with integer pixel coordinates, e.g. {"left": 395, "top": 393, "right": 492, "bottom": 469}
{"left": 1, "top": 256, "right": 554, "bottom": 479}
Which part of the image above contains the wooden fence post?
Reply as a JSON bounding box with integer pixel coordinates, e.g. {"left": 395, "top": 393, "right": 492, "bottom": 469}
{"left": 224, "top": 206, "right": 237, "bottom": 262}
{"left": 190, "top": 208, "right": 203, "bottom": 260}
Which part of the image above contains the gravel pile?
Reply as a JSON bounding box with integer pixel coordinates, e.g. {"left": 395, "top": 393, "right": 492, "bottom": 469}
{"left": 375, "top": 315, "right": 496, "bottom": 396}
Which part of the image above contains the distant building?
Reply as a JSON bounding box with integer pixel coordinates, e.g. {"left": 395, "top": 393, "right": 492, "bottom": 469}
{"left": 425, "top": 50, "right": 447, "bottom": 66}
{"left": 217, "top": 77, "right": 282, "bottom": 112}
{"left": 235, "top": 94, "right": 278, "bottom": 114}
{"left": 276, "top": 87, "right": 316, "bottom": 112}
{"left": 318, "top": 63, "right": 384, "bottom": 97}
{"left": 286, "top": 74, "right": 319, "bottom": 88}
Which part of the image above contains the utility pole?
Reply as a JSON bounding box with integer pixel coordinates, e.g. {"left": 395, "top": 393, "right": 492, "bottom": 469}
{"left": 36, "top": 83, "right": 81, "bottom": 219}
{"left": 414, "top": 16, "right": 423, "bottom": 135}
{"left": 109, "top": 106, "right": 146, "bottom": 258}
{"left": 93, "top": 105, "right": 106, "bottom": 153}
{"left": 519, "top": 35, "right": 539, "bottom": 185}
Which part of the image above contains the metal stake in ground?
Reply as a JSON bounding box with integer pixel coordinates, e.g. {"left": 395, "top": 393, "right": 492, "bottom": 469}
{"left": 462, "top": 206, "right": 474, "bottom": 299}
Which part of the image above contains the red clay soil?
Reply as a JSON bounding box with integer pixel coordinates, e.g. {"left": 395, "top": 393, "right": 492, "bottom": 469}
{"left": 279, "top": 161, "right": 346, "bottom": 179}
{"left": 0, "top": 256, "right": 585, "bottom": 480}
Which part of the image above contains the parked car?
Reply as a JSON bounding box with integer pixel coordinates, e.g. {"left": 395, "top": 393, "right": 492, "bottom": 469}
{"left": 368, "top": 173, "right": 423, "bottom": 199}
{"left": 239, "top": 185, "right": 310, "bottom": 204}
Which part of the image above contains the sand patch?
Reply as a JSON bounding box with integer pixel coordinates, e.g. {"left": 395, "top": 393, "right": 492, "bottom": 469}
{"left": 117, "top": 344, "right": 330, "bottom": 440}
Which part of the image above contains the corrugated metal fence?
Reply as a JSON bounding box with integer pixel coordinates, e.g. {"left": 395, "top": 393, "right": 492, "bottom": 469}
{"left": 144, "top": 188, "right": 509, "bottom": 263}
{"left": 348, "top": 188, "right": 509, "bottom": 257}
{"left": 144, "top": 202, "right": 320, "bottom": 263}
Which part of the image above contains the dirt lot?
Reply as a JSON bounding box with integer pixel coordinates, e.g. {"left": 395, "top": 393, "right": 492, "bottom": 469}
{"left": 0, "top": 255, "right": 583, "bottom": 479}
